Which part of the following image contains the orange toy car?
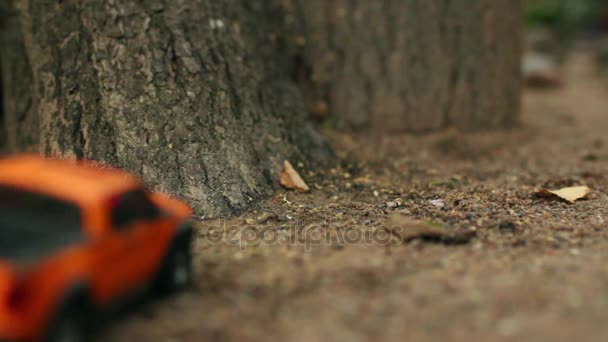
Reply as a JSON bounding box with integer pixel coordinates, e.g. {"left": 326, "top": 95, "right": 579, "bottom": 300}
{"left": 0, "top": 155, "right": 194, "bottom": 342}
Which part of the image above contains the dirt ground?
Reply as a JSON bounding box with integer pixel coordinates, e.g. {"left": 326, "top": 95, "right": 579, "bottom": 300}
{"left": 107, "top": 51, "right": 608, "bottom": 341}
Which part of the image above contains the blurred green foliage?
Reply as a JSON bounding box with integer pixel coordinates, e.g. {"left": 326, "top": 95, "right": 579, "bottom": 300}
{"left": 526, "top": 0, "right": 603, "bottom": 29}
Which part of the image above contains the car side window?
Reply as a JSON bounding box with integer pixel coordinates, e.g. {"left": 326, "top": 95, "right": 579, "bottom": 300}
{"left": 110, "top": 189, "right": 159, "bottom": 229}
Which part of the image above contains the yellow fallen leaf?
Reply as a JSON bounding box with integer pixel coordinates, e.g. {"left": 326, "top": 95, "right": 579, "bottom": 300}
{"left": 538, "top": 186, "right": 590, "bottom": 203}
{"left": 280, "top": 160, "right": 310, "bottom": 193}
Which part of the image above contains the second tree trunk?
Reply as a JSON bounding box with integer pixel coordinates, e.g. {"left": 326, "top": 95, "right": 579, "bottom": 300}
{"left": 284, "top": 0, "right": 523, "bottom": 132}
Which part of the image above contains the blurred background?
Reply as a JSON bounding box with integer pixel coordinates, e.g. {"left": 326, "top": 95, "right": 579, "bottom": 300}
{"left": 524, "top": 0, "right": 608, "bottom": 87}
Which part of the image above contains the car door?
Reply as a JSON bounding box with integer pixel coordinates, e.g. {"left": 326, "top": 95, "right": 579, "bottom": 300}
{"left": 114, "top": 190, "right": 174, "bottom": 282}
{"left": 111, "top": 190, "right": 165, "bottom": 286}
{"left": 95, "top": 189, "right": 162, "bottom": 301}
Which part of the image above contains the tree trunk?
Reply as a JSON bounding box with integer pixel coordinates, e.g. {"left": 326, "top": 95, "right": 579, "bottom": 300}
{"left": 0, "top": 0, "right": 523, "bottom": 216}
{"left": 0, "top": 0, "right": 331, "bottom": 217}
{"left": 283, "top": 0, "right": 523, "bottom": 132}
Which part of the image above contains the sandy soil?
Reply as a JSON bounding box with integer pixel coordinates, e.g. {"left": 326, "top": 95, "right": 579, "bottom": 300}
{"left": 106, "top": 51, "right": 608, "bottom": 342}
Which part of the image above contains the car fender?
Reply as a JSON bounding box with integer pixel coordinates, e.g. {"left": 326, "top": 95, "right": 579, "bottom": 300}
{"left": 154, "top": 219, "right": 193, "bottom": 280}
{"left": 150, "top": 220, "right": 194, "bottom": 294}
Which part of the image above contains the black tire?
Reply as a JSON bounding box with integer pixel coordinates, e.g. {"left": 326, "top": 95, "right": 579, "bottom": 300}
{"left": 44, "top": 304, "right": 88, "bottom": 342}
{"left": 153, "top": 239, "right": 193, "bottom": 295}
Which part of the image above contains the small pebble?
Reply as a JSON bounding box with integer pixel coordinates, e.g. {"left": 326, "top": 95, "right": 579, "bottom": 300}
{"left": 386, "top": 201, "right": 397, "bottom": 209}
{"left": 429, "top": 199, "right": 445, "bottom": 208}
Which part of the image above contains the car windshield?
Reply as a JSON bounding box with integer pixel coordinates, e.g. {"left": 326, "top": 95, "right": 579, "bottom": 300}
{"left": 0, "top": 185, "right": 84, "bottom": 263}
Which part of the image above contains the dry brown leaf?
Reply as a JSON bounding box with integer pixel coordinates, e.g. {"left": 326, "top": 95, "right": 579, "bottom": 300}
{"left": 537, "top": 186, "right": 590, "bottom": 203}
{"left": 280, "top": 160, "right": 310, "bottom": 193}
{"left": 385, "top": 213, "right": 475, "bottom": 245}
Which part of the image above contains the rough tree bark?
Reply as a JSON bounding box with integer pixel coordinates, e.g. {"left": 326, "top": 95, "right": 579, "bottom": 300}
{"left": 0, "top": 0, "right": 331, "bottom": 217}
{"left": 283, "top": 0, "right": 523, "bottom": 132}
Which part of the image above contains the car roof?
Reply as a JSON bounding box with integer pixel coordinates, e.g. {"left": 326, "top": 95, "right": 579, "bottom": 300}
{"left": 0, "top": 154, "right": 141, "bottom": 205}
